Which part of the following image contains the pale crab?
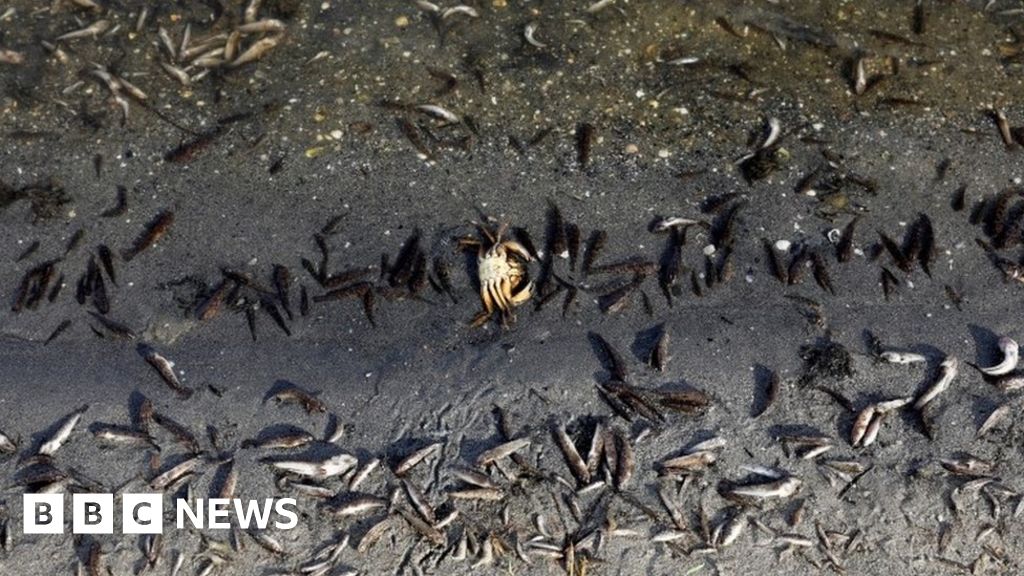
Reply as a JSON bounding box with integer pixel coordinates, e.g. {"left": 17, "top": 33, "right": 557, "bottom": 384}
{"left": 458, "top": 222, "right": 534, "bottom": 327}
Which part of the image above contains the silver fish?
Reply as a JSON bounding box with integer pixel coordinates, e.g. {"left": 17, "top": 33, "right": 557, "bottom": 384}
{"left": 476, "top": 438, "right": 530, "bottom": 467}
{"left": 728, "top": 476, "right": 802, "bottom": 499}
{"left": 39, "top": 405, "right": 88, "bottom": 456}
{"left": 271, "top": 453, "right": 356, "bottom": 479}
{"left": 150, "top": 456, "right": 204, "bottom": 490}
{"left": 879, "top": 351, "right": 927, "bottom": 364}
{"left": 914, "top": 356, "right": 958, "bottom": 409}
{"left": 980, "top": 336, "right": 1018, "bottom": 376}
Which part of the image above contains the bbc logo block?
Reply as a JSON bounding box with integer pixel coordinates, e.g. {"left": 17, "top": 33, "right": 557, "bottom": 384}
{"left": 22, "top": 494, "right": 297, "bottom": 534}
{"left": 24, "top": 493, "right": 163, "bottom": 535}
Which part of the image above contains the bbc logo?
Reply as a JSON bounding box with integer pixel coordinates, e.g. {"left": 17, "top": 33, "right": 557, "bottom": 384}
{"left": 24, "top": 494, "right": 163, "bottom": 534}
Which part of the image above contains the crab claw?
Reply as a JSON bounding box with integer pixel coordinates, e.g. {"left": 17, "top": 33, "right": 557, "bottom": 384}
{"left": 509, "top": 281, "right": 533, "bottom": 305}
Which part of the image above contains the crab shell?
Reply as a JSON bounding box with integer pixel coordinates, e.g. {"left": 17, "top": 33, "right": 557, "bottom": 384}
{"left": 474, "top": 239, "right": 533, "bottom": 326}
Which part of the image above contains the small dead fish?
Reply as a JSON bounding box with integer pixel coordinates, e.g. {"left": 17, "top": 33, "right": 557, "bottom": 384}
{"left": 415, "top": 104, "right": 459, "bottom": 123}
{"left": 267, "top": 385, "right": 326, "bottom": 414}
{"left": 524, "top": 21, "right": 546, "bottom": 48}
{"left": 913, "top": 356, "right": 958, "bottom": 409}
{"left": 992, "top": 109, "right": 1015, "bottom": 148}
{"left": 56, "top": 19, "right": 110, "bottom": 41}
{"left": 270, "top": 453, "right": 357, "bottom": 480}
{"left": 243, "top": 430, "right": 314, "bottom": 450}
{"left": 0, "top": 430, "right": 17, "bottom": 453}
{"left": 951, "top": 185, "right": 967, "bottom": 212}
{"left": 880, "top": 267, "right": 899, "bottom": 300}
{"left": 582, "top": 230, "right": 607, "bottom": 275}
{"left": 850, "top": 404, "right": 875, "bottom": 447}
{"left": 576, "top": 123, "right": 595, "bottom": 169}
{"left": 977, "top": 404, "right": 1010, "bottom": 439}
{"left": 231, "top": 35, "right": 284, "bottom": 67}
{"left": 150, "top": 456, "right": 204, "bottom": 490}
{"left": 553, "top": 424, "right": 590, "bottom": 485}
{"left": 727, "top": 476, "right": 802, "bottom": 500}
{"left": 44, "top": 319, "right": 72, "bottom": 345}
{"left": 836, "top": 216, "right": 860, "bottom": 263}
{"left": 152, "top": 413, "right": 201, "bottom": 454}
{"left": 880, "top": 351, "right": 927, "bottom": 364}
{"left": 714, "top": 509, "right": 747, "bottom": 547}
{"left": 811, "top": 251, "right": 835, "bottom": 295}
{"left": 752, "top": 369, "right": 780, "bottom": 419}
{"left": 940, "top": 455, "right": 993, "bottom": 478}
{"left": 476, "top": 438, "right": 531, "bottom": 467}
{"left": 138, "top": 345, "right": 193, "bottom": 399}
{"left": 328, "top": 496, "right": 387, "bottom": 518}
{"left": 660, "top": 450, "right": 716, "bottom": 472}
{"left": 394, "top": 442, "right": 442, "bottom": 476}
{"left": 92, "top": 423, "right": 159, "bottom": 450}
{"left": 649, "top": 326, "right": 670, "bottom": 371}
{"left": 877, "top": 231, "right": 910, "bottom": 272}
{"left": 122, "top": 210, "right": 174, "bottom": 262}
{"left": 614, "top": 427, "right": 635, "bottom": 489}
{"left": 448, "top": 488, "right": 505, "bottom": 501}
{"left": 980, "top": 336, "right": 1018, "bottom": 376}
{"left": 39, "top": 405, "right": 88, "bottom": 456}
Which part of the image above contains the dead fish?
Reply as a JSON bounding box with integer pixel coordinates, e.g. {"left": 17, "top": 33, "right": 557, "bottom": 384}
{"left": 583, "top": 230, "right": 607, "bottom": 275}
{"left": 394, "top": 442, "right": 441, "bottom": 476}
{"left": 152, "top": 413, "right": 201, "bottom": 453}
{"left": 0, "top": 430, "right": 17, "bottom": 454}
{"left": 914, "top": 356, "right": 958, "bottom": 409}
{"left": 877, "top": 231, "right": 910, "bottom": 272}
{"left": 652, "top": 216, "right": 701, "bottom": 233}
{"left": 448, "top": 488, "right": 505, "bottom": 501}
{"left": 913, "top": 213, "right": 937, "bottom": 276}
{"left": 977, "top": 404, "right": 1010, "bottom": 439}
{"left": 592, "top": 332, "right": 629, "bottom": 382}
{"left": 649, "top": 326, "right": 670, "bottom": 371}
{"left": 44, "top": 319, "right": 72, "bottom": 345}
{"left": 727, "top": 476, "right": 802, "bottom": 500}
{"left": 267, "top": 385, "right": 326, "bottom": 414}
{"left": 836, "top": 216, "right": 860, "bottom": 263}
{"left": 328, "top": 495, "right": 387, "bottom": 518}
{"left": 553, "top": 424, "right": 590, "bottom": 485}
{"left": 96, "top": 244, "right": 117, "bottom": 285}
{"left": 231, "top": 35, "right": 284, "bottom": 67}
{"left": 752, "top": 369, "right": 780, "bottom": 419}
{"left": 850, "top": 404, "right": 876, "bottom": 447}
{"left": 980, "top": 336, "right": 1018, "bottom": 376}
{"left": 714, "top": 509, "right": 747, "bottom": 547}
{"left": 150, "top": 456, "right": 204, "bottom": 490}
{"left": 270, "top": 454, "right": 357, "bottom": 479}
{"left": 951, "top": 185, "right": 967, "bottom": 212}
{"left": 992, "top": 109, "right": 1015, "bottom": 148}
{"left": 660, "top": 450, "right": 716, "bottom": 472}
{"left": 243, "top": 430, "right": 314, "bottom": 450}
{"left": 614, "top": 428, "right": 634, "bottom": 489}
{"left": 402, "top": 478, "right": 436, "bottom": 523}
{"left": 138, "top": 345, "right": 193, "bottom": 399}
{"left": 476, "top": 438, "right": 531, "bottom": 467}
{"left": 451, "top": 468, "right": 500, "bottom": 490}
{"left": 56, "top": 19, "right": 110, "bottom": 41}
{"left": 880, "top": 267, "right": 899, "bottom": 300}
{"left": 92, "top": 424, "right": 159, "bottom": 450}
{"left": 576, "top": 123, "right": 595, "bottom": 169}
{"left": 39, "top": 405, "right": 88, "bottom": 456}
{"left": 940, "top": 455, "right": 993, "bottom": 478}
{"left": 122, "top": 210, "right": 174, "bottom": 262}
{"left": 880, "top": 351, "right": 927, "bottom": 364}
{"left": 811, "top": 251, "right": 835, "bottom": 295}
